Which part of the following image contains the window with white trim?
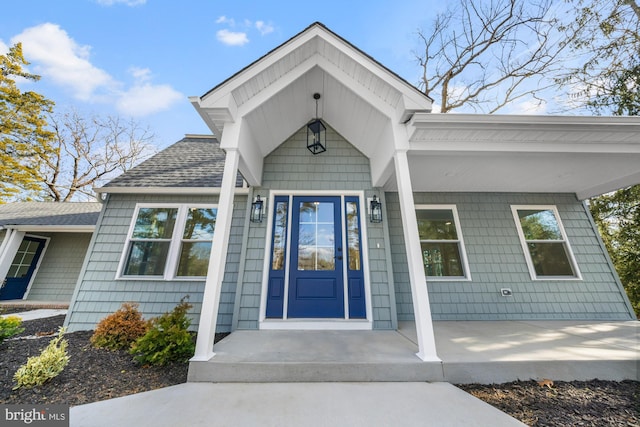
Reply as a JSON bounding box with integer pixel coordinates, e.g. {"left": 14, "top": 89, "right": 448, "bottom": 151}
{"left": 512, "top": 206, "right": 581, "bottom": 280}
{"left": 416, "top": 205, "right": 470, "bottom": 279}
{"left": 119, "top": 204, "right": 217, "bottom": 279}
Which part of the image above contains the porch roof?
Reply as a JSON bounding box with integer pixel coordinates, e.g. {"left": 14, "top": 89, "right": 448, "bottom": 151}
{"left": 399, "top": 114, "right": 640, "bottom": 200}
{"left": 191, "top": 22, "right": 640, "bottom": 200}
{"left": 0, "top": 202, "right": 101, "bottom": 232}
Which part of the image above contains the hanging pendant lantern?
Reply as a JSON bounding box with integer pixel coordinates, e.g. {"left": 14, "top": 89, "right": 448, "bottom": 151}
{"left": 307, "top": 93, "right": 326, "bottom": 155}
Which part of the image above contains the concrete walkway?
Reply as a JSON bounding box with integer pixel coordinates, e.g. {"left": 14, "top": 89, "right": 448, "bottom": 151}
{"left": 0, "top": 308, "right": 68, "bottom": 321}
{"left": 70, "top": 382, "right": 526, "bottom": 427}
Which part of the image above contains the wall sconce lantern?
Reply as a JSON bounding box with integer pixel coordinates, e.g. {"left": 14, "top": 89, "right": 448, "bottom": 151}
{"left": 307, "top": 93, "right": 326, "bottom": 155}
{"left": 369, "top": 195, "right": 383, "bottom": 223}
{"left": 250, "top": 195, "right": 264, "bottom": 223}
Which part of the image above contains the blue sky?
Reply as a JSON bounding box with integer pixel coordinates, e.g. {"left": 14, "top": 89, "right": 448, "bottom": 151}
{"left": 1, "top": 0, "right": 444, "bottom": 150}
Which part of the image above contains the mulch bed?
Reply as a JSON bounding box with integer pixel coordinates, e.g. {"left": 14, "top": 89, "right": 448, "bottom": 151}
{"left": 1, "top": 313, "right": 638, "bottom": 426}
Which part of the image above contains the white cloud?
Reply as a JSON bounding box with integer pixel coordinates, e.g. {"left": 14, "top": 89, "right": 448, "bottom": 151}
{"left": 11, "top": 23, "right": 182, "bottom": 116}
{"left": 216, "top": 29, "right": 249, "bottom": 46}
{"left": 95, "top": 0, "right": 146, "bottom": 6}
{"left": 507, "top": 99, "right": 548, "bottom": 115}
{"left": 12, "top": 23, "right": 114, "bottom": 100}
{"left": 215, "top": 16, "right": 235, "bottom": 26}
{"left": 115, "top": 82, "right": 183, "bottom": 116}
{"left": 214, "top": 17, "right": 274, "bottom": 46}
{"left": 255, "top": 21, "right": 274, "bottom": 36}
{"left": 0, "top": 39, "right": 8, "bottom": 54}
{"left": 129, "top": 66, "right": 152, "bottom": 82}
{"left": 114, "top": 67, "right": 183, "bottom": 116}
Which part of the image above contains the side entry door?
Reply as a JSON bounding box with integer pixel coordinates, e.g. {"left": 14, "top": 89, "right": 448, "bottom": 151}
{"left": 0, "top": 236, "right": 46, "bottom": 300}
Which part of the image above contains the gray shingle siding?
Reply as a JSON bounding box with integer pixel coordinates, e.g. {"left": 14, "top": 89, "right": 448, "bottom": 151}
{"left": 388, "top": 192, "right": 635, "bottom": 321}
{"left": 65, "top": 193, "right": 246, "bottom": 332}
{"left": 27, "top": 232, "right": 92, "bottom": 302}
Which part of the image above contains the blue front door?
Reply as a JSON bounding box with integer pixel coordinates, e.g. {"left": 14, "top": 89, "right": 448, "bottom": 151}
{"left": 0, "top": 236, "right": 46, "bottom": 300}
{"left": 287, "top": 196, "right": 344, "bottom": 318}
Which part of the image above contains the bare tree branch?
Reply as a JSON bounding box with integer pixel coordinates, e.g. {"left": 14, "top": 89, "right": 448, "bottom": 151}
{"left": 39, "top": 110, "right": 156, "bottom": 201}
{"left": 415, "top": 0, "right": 572, "bottom": 113}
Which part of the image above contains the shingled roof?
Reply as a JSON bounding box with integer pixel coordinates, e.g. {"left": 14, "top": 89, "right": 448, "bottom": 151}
{"left": 102, "top": 135, "right": 243, "bottom": 189}
{"left": 0, "top": 202, "right": 101, "bottom": 228}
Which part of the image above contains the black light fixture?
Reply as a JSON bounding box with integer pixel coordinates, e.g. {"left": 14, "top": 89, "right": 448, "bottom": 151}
{"left": 370, "top": 195, "right": 382, "bottom": 223}
{"left": 307, "top": 93, "right": 326, "bottom": 155}
{"left": 250, "top": 195, "right": 264, "bottom": 223}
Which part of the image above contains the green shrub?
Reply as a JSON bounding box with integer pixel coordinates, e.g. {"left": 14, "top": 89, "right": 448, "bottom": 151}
{"left": 13, "top": 328, "right": 69, "bottom": 389}
{"left": 90, "top": 302, "right": 148, "bottom": 350}
{"left": 0, "top": 315, "right": 24, "bottom": 343}
{"left": 129, "top": 298, "right": 195, "bottom": 366}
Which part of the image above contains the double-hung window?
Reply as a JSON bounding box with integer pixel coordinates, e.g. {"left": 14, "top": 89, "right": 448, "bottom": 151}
{"left": 120, "top": 204, "right": 217, "bottom": 279}
{"left": 416, "top": 205, "right": 470, "bottom": 280}
{"left": 512, "top": 206, "right": 581, "bottom": 280}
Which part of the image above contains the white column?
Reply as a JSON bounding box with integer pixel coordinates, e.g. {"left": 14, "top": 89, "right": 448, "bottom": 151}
{"left": 0, "top": 230, "right": 26, "bottom": 284}
{"left": 0, "top": 228, "right": 13, "bottom": 259}
{"left": 192, "top": 148, "right": 240, "bottom": 361}
{"left": 393, "top": 150, "right": 440, "bottom": 361}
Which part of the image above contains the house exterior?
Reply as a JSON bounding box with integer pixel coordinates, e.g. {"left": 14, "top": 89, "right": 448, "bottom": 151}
{"left": 0, "top": 202, "right": 101, "bottom": 302}
{"left": 64, "top": 23, "right": 639, "bottom": 362}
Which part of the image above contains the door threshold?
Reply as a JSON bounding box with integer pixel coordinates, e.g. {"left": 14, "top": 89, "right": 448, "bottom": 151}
{"left": 259, "top": 319, "right": 373, "bottom": 330}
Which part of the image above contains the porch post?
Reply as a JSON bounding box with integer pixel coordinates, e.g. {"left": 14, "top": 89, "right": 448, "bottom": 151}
{"left": 0, "top": 230, "right": 25, "bottom": 284}
{"left": 192, "top": 148, "right": 240, "bottom": 361}
{"left": 393, "top": 150, "right": 440, "bottom": 361}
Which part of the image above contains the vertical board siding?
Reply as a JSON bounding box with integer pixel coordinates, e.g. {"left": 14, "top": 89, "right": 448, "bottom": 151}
{"left": 236, "top": 126, "right": 396, "bottom": 329}
{"left": 27, "top": 232, "right": 92, "bottom": 301}
{"left": 66, "top": 193, "right": 246, "bottom": 332}
{"left": 388, "top": 192, "right": 634, "bottom": 321}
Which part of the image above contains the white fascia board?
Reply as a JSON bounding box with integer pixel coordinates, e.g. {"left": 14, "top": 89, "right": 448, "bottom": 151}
{"left": 577, "top": 170, "right": 640, "bottom": 200}
{"left": 11, "top": 225, "right": 95, "bottom": 233}
{"left": 199, "top": 28, "right": 320, "bottom": 106}
{"left": 315, "top": 27, "right": 432, "bottom": 111}
{"left": 410, "top": 113, "right": 640, "bottom": 132}
{"left": 408, "top": 114, "right": 640, "bottom": 153}
{"left": 190, "top": 96, "right": 222, "bottom": 137}
{"left": 94, "top": 186, "right": 251, "bottom": 196}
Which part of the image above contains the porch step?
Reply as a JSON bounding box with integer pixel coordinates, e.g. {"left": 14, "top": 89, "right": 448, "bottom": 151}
{"left": 188, "top": 329, "right": 445, "bottom": 383}
{"left": 189, "top": 360, "right": 445, "bottom": 383}
{"left": 188, "top": 321, "right": 639, "bottom": 383}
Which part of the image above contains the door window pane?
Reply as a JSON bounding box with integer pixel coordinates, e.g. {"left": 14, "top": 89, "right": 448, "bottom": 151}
{"left": 8, "top": 240, "right": 39, "bottom": 278}
{"left": 271, "top": 201, "right": 288, "bottom": 271}
{"left": 346, "top": 201, "right": 361, "bottom": 271}
{"left": 297, "top": 201, "right": 335, "bottom": 271}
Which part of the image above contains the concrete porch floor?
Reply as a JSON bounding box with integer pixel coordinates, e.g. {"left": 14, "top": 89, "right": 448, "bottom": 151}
{"left": 188, "top": 320, "right": 639, "bottom": 384}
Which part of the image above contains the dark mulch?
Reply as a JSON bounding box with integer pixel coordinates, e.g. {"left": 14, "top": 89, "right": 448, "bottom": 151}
{"left": 1, "top": 313, "right": 638, "bottom": 426}
{"left": 0, "top": 314, "right": 226, "bottom": 406}
{"left": 459, "top": 381, "right": 639, "bottom": 426}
